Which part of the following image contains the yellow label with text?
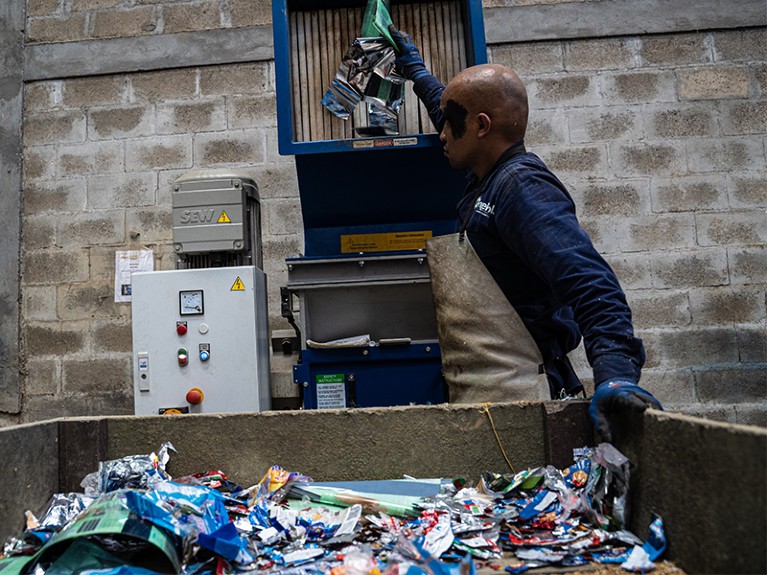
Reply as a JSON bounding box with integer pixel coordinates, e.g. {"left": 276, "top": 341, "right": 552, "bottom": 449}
{"left": 340, "top": 231, "right": 432, "bottom": 253}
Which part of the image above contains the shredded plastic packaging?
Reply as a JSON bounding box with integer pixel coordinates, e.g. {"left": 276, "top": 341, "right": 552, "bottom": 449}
{"left": 0, "top": 442, "right": 667, "bottom": 574}
{"left": 321, "top": 0, "right": 405, "bottom": 135}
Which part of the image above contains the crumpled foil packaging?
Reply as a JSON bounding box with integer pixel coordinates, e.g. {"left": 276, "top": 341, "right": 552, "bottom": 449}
{"left": 322, "top": 37, "right": 405, "bottom": 135}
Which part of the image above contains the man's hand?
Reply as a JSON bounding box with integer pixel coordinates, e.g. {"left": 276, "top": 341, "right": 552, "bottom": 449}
{"left": 589, "top": 379, "right": 662, "bottom": 443}
{"left": 387, "top": 25, "right": 431, "bottom": 82}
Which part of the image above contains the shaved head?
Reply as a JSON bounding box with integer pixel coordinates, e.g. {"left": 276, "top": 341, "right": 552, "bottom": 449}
{"left": 441, "top": 64, "right": 528, "bottom": 144}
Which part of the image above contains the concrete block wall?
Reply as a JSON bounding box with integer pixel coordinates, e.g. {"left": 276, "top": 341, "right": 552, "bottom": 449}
{"left": 20, "top": 61, "right": 303, "bottom": 421}
{"left": 26, "top": 0, "right": 271, "bottom": 43}
{"left": 1, "top": 0, "right": 765, "bottom": 425}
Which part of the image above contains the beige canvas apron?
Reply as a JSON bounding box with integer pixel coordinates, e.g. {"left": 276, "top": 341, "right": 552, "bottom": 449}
{"left": 427, "top": 232, "right": 549, "bottom": 403}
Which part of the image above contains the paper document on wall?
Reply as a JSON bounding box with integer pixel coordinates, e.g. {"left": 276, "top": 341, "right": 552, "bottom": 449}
{"left": 114, "top": 249, "right": 153, "bottom": 302}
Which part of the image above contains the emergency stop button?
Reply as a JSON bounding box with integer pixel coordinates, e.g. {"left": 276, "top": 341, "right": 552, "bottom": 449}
{"left": 186, "top": 387, "right": 204, "bottom": 405}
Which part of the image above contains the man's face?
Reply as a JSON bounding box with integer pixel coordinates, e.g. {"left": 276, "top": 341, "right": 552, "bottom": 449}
{"left": 439, "top": 93, "right": 475, "bottom": 171}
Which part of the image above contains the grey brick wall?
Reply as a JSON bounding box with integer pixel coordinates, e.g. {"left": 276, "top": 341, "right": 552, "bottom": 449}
{"left": 26, "top": 0, "right": 272, "bottom": 43}
{"left": 3, "top": 0, "right": 765, "bottom": 426}
{"left": 19, "top": 59, "right": 300, "bottom": 422}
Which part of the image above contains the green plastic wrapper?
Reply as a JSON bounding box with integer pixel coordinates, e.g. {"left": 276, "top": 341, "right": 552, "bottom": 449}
{"left": 361, "top": 0, "right": 396, "bottom": 48}
{"left": 0, "top": 491, "right": 181, "bottom": 575}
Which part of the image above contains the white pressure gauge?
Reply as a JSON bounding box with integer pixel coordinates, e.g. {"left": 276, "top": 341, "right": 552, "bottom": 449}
{"left": 179, "top": 289, "right": 204, "bottom": 316}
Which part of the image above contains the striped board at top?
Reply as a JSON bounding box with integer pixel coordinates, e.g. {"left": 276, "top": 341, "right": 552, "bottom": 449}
{"left": 288, "top": 1, "right": 466, "bottom": 143}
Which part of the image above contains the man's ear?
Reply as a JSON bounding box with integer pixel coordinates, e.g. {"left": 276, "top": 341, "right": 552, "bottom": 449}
{"left": 476, "top": 112, "right": 492, "bottom": 138}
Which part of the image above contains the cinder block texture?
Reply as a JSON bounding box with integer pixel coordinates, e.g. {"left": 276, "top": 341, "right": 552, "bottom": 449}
{"left": 28, "top": 0, "right": 61, "bottom": 17}
{"left": 62, "top": 357, "right": 133, "bottom": 393}
{"left": 20, "top": 60, "right": 282, "bottom": 423}
{"left": 24, "top": 110, "right": 87, "bottom": 145}
{"left": 564, "top": 37, "right": 637, "bottom": 71}
{"left": 91, "top": 6, "right": 157, "bottom": 39}
{"left": 26, "top": 0, "right": 273, "bottom": 44}
{"left": 24, "top": 179, "right": 87, "bottom": 214}
{"left": 157, "top": 101, "right": 227, "bottom": 134}
{"left": 650, "top": 176, "right": 728, "bottom": 213}
{"left": 162, "top": 1, "right": 220, "bottom": 35}
{"left": 27, "top": 13, "right": 88, "bottom": 43}
{"left": 678, "top": 66, "right": 751, "bottom": 100}
{"left": 56, "top": 279, "right": 123, "bottom": 320}
{"left": 639, "top": 32, "right": 709, "bottom": 66}
{"left": 696, "top": 366, "right": 767, "bottom": 403}
{"left": 491, "top": 42, "right": 563, "bottom": 74}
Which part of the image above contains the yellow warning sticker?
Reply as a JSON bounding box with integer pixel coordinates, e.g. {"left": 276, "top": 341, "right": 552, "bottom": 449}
{"left": 218, "top": 211, "right": 232, "bottom": 223}
{"left": 230, "top": 276, "right": 245, "bottom": 291}
{"left": 341, "top": 231, "right": 432, "bottom": 254}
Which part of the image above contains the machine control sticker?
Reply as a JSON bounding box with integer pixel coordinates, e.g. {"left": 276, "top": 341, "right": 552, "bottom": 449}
{"left": 352, "top": 137, "right": 417, "bottom": 149}
{"left": 137, "top": 352, "right": 150, "bottom": 392}
{"left": 315, "top": 374, "right": 346, "bottom": 409}
{"left": 341, "top": 231, "right": 432, "bottom": 253}
{"left": 230, "top": 277, "right": 245, "bottom": 291}
{"left": 217, "top": 211, "right": 232, "bottom": 223}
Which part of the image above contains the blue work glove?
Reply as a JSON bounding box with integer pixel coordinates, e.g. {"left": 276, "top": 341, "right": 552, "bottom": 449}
{"left": 387, "top": 24, "right": 431, "bottom": 82}
{"left": 589, "top": 379, "right": 662, "bottom": 443}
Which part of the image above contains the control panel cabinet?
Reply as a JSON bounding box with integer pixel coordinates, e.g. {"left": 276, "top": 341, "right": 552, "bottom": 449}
{"left": 132, "top": 266, "right": 270, "bottom": 415}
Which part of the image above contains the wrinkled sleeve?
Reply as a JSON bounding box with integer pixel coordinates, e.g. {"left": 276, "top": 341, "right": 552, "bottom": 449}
{"left": 493, "top": 166, "right": 645, "bottom": 384}
{"left": 413, "top": 75, "right": 446, "bottom": 133}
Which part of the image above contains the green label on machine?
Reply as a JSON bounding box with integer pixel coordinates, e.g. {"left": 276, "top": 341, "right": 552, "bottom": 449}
{"left": 316, "top": 373, "right": 344, "bottom": 384}
{"left": 315, "top": 374, "right": 346, "bottom": 409}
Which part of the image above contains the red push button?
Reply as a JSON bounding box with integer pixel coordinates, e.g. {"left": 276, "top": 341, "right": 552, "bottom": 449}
{"left": 186, "top": 387, "right": 204, "bottom": 405}
{"left": 176, "top": 322, "right": 188, "bottom": 336}
{"left": 177, "top": 347, "right": 188, "bottom": 366}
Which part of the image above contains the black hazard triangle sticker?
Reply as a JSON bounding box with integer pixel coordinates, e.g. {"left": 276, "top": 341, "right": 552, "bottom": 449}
{"left": 230, "top": 276, "right": 245, "bottom": 291}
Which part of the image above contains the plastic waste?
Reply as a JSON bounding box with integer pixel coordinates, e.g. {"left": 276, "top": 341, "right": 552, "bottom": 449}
{"left": 0, "top": 442, "right": 667, "bottom": 574}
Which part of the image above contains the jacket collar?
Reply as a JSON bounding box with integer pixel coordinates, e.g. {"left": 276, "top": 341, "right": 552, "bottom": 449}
{"left": 466, "top": 140, "right": 527, "bottom": 188}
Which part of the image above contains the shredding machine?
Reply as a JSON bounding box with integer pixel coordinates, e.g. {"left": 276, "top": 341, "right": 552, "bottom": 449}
{"left": 272, "top": 0, "right": 487, "bottom": 408}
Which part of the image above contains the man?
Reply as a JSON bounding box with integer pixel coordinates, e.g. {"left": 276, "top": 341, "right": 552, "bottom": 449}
{"left": 389, "top": 27, "right": 661, "bottom": 442}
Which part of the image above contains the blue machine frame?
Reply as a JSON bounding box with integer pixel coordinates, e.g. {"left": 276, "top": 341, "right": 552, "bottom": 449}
{"left": 272, "top": 0, "right": 488, "bottom": 409}
{"left": 296, "top": 344, "right": 446, "bottom": 409}
{"left": 272, "top": 0, "right": 488, "bottom": 156}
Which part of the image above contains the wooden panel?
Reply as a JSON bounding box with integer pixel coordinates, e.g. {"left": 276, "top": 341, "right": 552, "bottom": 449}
{"left": 350, "top": 7, "right": 368, "bottom": 134}
{"left": 290, "top": 12, "right": 304, "bottom": 142}
{"left": 416, "top": 3, "right": 434, "bottom": 133}
{"left": 289, "top": 1, "right": 466, "bottom": 142}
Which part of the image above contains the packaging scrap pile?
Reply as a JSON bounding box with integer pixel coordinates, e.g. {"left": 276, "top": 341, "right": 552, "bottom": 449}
{"left": 0, "top": 443, "right": 667, "bottom": 575}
